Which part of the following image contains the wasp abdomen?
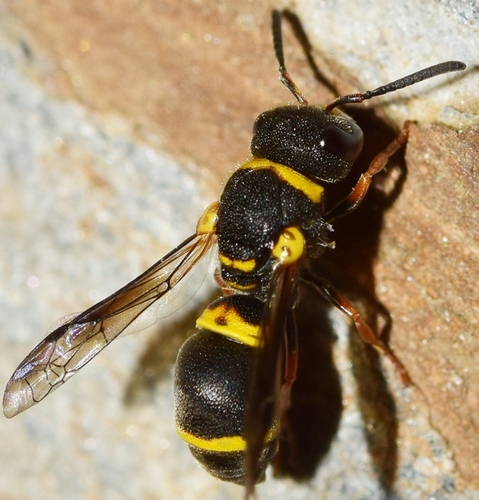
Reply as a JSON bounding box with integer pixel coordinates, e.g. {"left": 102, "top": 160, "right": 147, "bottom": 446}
{"left": 174, "top": 295, "right": 278, "bottom": 484}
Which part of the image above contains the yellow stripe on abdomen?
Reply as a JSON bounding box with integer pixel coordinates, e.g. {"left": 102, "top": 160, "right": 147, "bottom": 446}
{"left": 196, "top": 301, "right": 261, "bottom": 347}
{"left": 178, "top": 420, "right": 279, "bottom": 452}
{"left": 178, "top": 428, "right": 246, "bottom": 452}
{"left": 219, "top": 253, "right": 257, "bottom": 273}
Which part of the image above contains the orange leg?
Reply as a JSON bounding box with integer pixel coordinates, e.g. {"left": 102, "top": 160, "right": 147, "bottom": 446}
{"left": 303, "top": 272, "right": 411, "bottom": 385}
{"left": 326, "top": 121, "right": 411, "bottom": 222}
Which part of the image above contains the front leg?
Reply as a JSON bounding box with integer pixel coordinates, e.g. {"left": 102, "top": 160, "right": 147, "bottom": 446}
{"left": 325, "top": 121, "right": 411, "bottom": 222}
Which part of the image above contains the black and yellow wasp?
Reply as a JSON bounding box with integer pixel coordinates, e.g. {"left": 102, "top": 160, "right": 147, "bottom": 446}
{"left": 3, "top": 9, "right": 465, "bottom": 497}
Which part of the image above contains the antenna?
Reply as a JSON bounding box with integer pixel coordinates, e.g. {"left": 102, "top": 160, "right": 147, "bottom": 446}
{"left": 325, "top": 61, "right": 466, "bottom": 112}
{"left": 272, "top": 10, "right": 466, "bottom": 112}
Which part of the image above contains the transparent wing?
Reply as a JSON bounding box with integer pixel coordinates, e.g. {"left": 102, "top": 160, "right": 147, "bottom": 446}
{"left": 3, "top": 232, "right": 216, "bottom": 418}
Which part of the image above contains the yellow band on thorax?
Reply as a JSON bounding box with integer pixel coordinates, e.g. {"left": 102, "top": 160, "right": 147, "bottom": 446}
{"left": 240, "top": 159, "right": 324, "bottom": 203}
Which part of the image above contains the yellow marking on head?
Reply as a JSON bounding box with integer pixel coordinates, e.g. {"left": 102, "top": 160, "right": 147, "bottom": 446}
{"left": 196, "top": 201, "right": 219, "bottom": 235}
{"left": 272, "top": 226, "right": 305, "bottom": 265}
{"left": 241, "top": 159, "right": 324, "bottom": 203}
{"left": 196, "top": 302, "right": 260, "bottom": 347}
{"left": 219, "top": 253, "right": 257, "bottom": 273}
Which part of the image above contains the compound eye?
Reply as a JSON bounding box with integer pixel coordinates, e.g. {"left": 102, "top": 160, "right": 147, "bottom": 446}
{"left": 320, "top": 121, "right": 364, "bottom": 162}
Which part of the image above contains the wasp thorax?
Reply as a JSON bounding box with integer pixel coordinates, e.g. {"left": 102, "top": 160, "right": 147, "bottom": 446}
{"left": 251, "top": 105, "right": 364, "bottom": 184}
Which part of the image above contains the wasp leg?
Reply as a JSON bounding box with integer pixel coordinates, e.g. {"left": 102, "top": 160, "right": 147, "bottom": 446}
{"left": 325, "top": 121, "right": 411, "bottom": 222}
{"left": 302, "top": 271, "right": 411, "bottom": 385}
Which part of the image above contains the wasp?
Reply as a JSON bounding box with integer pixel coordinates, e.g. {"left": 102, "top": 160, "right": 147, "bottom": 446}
{"left": 3, "top": 9, "right": 465, "bottom": 498}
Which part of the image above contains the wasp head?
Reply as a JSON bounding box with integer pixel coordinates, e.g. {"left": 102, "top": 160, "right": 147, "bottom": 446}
{"left": 251, "top": 105, "right": 364, "bottom": 184}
